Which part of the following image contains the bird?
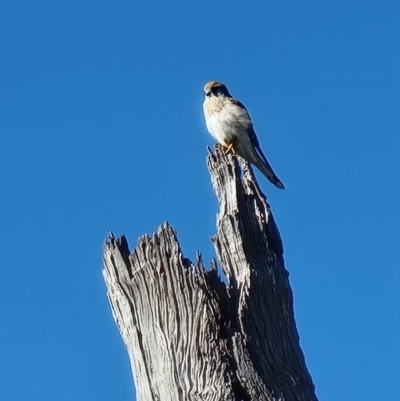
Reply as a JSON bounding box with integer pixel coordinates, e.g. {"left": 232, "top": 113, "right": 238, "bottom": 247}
{"left": 203, "top": 81, "right": 285, "bottom": 189}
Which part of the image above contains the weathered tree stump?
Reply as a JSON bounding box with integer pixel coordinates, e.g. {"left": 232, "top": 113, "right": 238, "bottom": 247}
{"left": 102, "top": 146, "right": 318, "bottom": 401}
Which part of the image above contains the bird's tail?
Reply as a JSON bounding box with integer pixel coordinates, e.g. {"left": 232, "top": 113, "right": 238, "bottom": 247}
{"left": 233, "top": 136, "right": 285, "bottom": 189}
{"left": 237, "top": 144, "right": 285, "bottom": 189}
{"left": 253, "top": 152, "right": 285, "bottom": 189}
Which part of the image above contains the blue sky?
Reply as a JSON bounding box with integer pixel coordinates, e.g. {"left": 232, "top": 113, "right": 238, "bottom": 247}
{"left": 1, "top": 0, "right": 399, "bottom": 400}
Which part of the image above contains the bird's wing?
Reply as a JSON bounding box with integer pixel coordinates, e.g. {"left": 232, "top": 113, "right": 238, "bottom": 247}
{"left": 224, "top": 97, "right": 269, "bottom": 162}
{"left": 223, "top": 98, "right": 253, "bottom": 129}
{"left": 226, "top": 100, "right": 269, "bottom": 162}
{"left": 247, "top": 125, "right": 261, "bottom": 147}
{"left": 248, "top": 126, "right": 268, "bottom": 162}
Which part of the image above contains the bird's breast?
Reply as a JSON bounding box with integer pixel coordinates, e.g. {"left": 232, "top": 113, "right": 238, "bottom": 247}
{"left": 204, "top": 107, "right": 239, "bottom": 146}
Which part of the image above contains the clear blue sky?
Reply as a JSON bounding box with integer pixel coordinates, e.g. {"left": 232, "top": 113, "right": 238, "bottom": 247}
{"left": 1, "top": 1, "right": 399, "bottom": 400}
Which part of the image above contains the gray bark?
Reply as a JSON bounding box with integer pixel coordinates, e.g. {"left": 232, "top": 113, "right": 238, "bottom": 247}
{"left": 102, "top": 146, "right": 318, "bottom": 401}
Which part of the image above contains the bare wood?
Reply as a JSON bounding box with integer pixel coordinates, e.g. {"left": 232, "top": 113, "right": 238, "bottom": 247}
{"left": 102, "top": 146, "right": 318, "bottom": 401}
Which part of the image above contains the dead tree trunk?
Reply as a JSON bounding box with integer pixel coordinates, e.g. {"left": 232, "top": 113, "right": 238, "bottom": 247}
{"left": 102, "top": 146, "right": 318, "bottom": 401}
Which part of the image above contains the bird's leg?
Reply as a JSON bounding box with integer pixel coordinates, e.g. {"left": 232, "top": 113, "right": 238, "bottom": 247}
{"left": 224, "top": 141, "right": 236, "bottom": 154}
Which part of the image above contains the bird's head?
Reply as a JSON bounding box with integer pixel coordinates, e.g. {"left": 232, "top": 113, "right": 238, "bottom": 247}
{"left": 204, "top": 81, "right": 231, "bottom": 98}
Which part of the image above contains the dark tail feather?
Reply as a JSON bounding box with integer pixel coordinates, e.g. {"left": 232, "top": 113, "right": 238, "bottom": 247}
{"left": 234, "top": 140, "right": 285, "bottom": 189}
{"left": 256, "top": 160, "right": 285, "bottom": 189}
{"left": 253, "top": 146, "right": 285, "bottom": 189}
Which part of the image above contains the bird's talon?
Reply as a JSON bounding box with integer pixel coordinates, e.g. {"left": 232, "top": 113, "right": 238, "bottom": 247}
{"left": 225, "top": 143, "right": 235, "bottom": 154}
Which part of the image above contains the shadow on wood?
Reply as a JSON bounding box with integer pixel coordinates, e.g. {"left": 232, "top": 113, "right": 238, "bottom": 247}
{"left": 102, "top": 146, "right": 318, "bottom": 401}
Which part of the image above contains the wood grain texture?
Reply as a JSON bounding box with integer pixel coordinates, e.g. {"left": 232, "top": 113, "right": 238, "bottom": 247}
{"left": 102, "top": 146, "right": 318, "bottom": 401}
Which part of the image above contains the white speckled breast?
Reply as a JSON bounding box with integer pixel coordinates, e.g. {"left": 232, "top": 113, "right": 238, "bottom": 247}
{"left": 203, "top": 97, "right": 252, "bottom": 147}
{"left": 204, "top": 108, "right": 237, "bottom": 146}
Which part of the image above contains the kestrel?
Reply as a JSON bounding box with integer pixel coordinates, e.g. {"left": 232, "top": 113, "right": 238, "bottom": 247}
{"left": 203, "top": 81, "right": 285, "bottom": 189}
